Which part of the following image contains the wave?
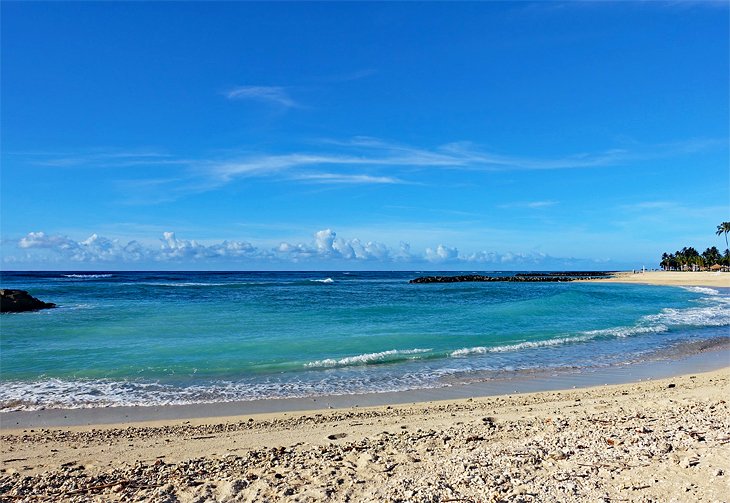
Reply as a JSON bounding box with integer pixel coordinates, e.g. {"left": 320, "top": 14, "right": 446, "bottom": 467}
{"left": 643, "top": 302, "right": 730, "bottom": 328}
{"left": 150, "top": 282, "right": 232, "bottom": 287}
{"left": 0, "top": 372, "right": 444, "bottom": 412}
{"left": 681, "top": 286, "right": 721, "bottom": 296}
{"left": 582, "top": 324, "right": 669, "bottom": 338}
{"left": 305, "top": 348, "right": 432, "bottom": 368}
{"left": 451, "top": 335, "right": 595, "bottom": 357}
{"left": 310, "top": 278, "right": 334, "bottom": 284}
{"left": 62, "top": 274, "right": 113, "bottom": 279}
{"left": 452, "top": 292, "right": 729, "bottom": 357}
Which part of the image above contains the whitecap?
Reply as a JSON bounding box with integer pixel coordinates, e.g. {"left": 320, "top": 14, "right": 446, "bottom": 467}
{"left": 305, "top": 348, "right": 432, "bottom": 368}
{"left": 643, "top": 302, "right": 730, "bottom": 328}
{"left": 582, "top": 324, "right": 669, "bottom": 338}
{"left": 451, "top": 335, "right": 595, "bottom": 357}
{"left": 311, "top": 278, "right": 334, "bottom": 284}
{"left": 681, "top": 286, "right": 721, "bottom": 296}
{"left": 62, "top": 274, "right": 113, "bottom": 279}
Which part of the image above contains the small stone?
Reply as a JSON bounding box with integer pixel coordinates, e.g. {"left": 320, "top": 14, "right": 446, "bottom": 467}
{"left": 549, "top": 450, "right": 567, "bottom": 460}
{"left": 680, "top": 456, "right": 699, "bottom": 468}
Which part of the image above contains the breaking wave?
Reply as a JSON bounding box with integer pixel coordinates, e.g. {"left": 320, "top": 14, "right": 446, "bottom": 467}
{"left": 305, "top": 348, "right": 432, "bottom": 368}
{"left": 62, "top": 274, "right": 113, "bottom": 279}
{"left": 451, "top": 335, "right": 595, "bottom": 357}
{"left": 680, "top": 286, "right": 721, "bottom": 296}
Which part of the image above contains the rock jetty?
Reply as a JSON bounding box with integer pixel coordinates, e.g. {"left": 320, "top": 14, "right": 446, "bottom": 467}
{"left": 410, "top": 272, "right": 612, "bottom": 284}
{"left": 0, "top": 289, "right": 56, "bottom": 313}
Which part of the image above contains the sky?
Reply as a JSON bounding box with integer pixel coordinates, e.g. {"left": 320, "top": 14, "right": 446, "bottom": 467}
{"left": 1, "top": 1, "right": 728, "bottom": 271}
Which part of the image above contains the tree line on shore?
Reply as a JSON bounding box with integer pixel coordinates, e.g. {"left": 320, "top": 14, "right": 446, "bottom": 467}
{"left": 659, "top": 222, "right": 730, "bottom": 271}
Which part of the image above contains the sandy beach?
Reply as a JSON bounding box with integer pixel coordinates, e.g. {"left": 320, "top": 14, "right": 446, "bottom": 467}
{"left": 2, "top": 272, "right": 729, "bottom": 502}
{"left": 1, "top": 367, "right": 728, "bottom": 502}
{"left": 589, "top": 270, "right": 729, "bottom": 288}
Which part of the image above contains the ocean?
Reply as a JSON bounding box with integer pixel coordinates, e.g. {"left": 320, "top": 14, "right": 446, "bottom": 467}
{"left": 1, "top": 271, "right": 728, "bottom": 411}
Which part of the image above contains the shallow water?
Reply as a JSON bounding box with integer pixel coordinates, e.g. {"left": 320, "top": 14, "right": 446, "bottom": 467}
{"left": 1, "top": 271, "right": 728, "bottom": 410}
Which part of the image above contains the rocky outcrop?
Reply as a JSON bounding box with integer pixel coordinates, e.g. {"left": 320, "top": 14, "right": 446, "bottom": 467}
{"left": 0, "top": 289, "right": 56, "bottom": 313}
{"left": 409, "top": 273, "right": 612, "bottom": 284}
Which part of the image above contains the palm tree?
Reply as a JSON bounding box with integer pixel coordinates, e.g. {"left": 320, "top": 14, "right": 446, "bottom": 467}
{"left": 702, "top": 246, "right": 721, "bottom": 268}
{"left": 717, "top": 222, "right": 730, "bottom": 248}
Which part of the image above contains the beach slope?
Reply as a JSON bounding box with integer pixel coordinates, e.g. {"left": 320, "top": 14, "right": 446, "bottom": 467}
{"left": 590, "top": 271, "right": 729, "bottom": 287}
{"left": 2, "top": 368, "right": 728, "bottom": 502}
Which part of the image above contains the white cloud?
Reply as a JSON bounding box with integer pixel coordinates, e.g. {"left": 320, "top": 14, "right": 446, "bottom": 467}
{"left": 18, "top": 231, "right": 147, "bottom": 262}
{"left": 275, "top": 229, "right": 393, "bottom": 262}
{"left": 19, "top": 231, "right": 77, "bottom": 250}
{"left": 425, "top": 244, "right": 459, "bottom": 262}
{"left": 159, "top": 232, "right": 258, "bottom": 260}
{"left": 225, "top": 86, "right": 298, "bottom": 108}
{"left": 11, "top": 228, "right": 615, "bottom": 269}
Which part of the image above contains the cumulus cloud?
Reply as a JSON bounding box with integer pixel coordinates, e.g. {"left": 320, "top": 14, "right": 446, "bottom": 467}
{"left": 11, "top": 229, "right": 589, "bottom": 268}
{"left": 19, "top": 232, "right": 77, "bottom": 250}
{"left": 18, "top": 231, "right": 147, "bottom": 262}
{"left": 15, "top": 231, "right": 258, "bottom": 263}
{"left": 425, "top": 244, "right": 459, "bottom": 262}
{"left": 159, "top": 232, "right": 256, "bottom": 260}
{"left": 274, "top": 229, "right": 393, "bottom": 262}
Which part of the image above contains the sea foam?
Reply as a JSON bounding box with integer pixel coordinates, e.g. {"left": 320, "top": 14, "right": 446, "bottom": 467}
{"left": 680, "top": 286, "right": 721, "bottom": 296}
{"left": 62, "top": 274, "right": 113, "bottom": 279}
{"left": 451, "top": 335, "right": 595, "bottom": 357}
{"left": 305, "top": 348, "right": 432, "bottom": 368}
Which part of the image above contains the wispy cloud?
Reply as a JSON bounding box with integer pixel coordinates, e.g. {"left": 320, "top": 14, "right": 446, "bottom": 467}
{"left": 499, "top": 200, "right": 559, "bottom": 209}
{"left": 620, "top": 201, "right": 675, "bottom": 210}
{"left": 293, "top": 173, "right": 406, "bottom": 184}
{"left": 18, "top": 135, "right": 726, "bottom": 202}
{"left": 225, "top": 85, "right": 299, "bottom": 108}
{"left": 18, "top": 150, "right": 189, "bottom": 169}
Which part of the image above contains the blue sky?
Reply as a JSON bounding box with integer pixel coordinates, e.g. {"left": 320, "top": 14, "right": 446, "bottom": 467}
{"left": 1, "top": 1, "right": 728, "bottom": 270}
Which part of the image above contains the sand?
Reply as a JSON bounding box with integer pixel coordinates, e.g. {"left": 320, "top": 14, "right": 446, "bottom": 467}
{"left": 2, "top": 368, "right": 729, "bottom": 502}
{"left": 588, "top": 270, "right": 729, "bottom": 288}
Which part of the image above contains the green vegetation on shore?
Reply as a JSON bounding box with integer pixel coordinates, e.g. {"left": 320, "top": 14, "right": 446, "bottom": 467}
{"left": 660, "top": 222, "right": 730, "bottom": 271}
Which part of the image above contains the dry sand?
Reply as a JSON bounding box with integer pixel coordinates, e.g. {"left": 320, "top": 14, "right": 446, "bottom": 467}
{"left": 2, "top": 368, "right": 729, "bottom": 502}
{"left": 588, "top": 270, "right": 729, "bottom": 288}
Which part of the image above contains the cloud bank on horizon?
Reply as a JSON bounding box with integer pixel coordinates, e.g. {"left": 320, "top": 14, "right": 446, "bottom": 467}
{"left": 10, "top": 229, "right": 594, "bottom": 270}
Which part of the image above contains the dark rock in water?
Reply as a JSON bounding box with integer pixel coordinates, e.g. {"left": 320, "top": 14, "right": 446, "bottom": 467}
{"left": 409, "top": 273, "right": 613, "bottom": 284}
{"left": 515, "top": 271, "right": 613, "bottom": 278}
{"left": 0, "top": 289, "right": 56, "bottom": 313}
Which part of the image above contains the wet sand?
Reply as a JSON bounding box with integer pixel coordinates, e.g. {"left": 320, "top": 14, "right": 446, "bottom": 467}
{"left": 2, "top": 367, "right": 728, "bottom": 502}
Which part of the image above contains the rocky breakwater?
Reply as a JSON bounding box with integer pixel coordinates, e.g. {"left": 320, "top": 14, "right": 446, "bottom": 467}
{"left": 410, "top": 272, "right": 613, "bottom": 284}
{"left": 0, "top": 289, "right": 56, "bottom": 313}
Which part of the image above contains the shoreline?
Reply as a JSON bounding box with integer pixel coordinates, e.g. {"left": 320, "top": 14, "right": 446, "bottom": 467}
{"left": 2, "top": 366, "right": 728, "bottom": 501}
{"left": 3, "top": 337, "right": 728, "bottom": 429}
{"left": 588, "top": 270, "right": 729, "bottom": 287}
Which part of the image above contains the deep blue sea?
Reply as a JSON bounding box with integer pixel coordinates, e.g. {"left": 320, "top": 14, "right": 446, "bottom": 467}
{"left": 1, "top": 271, "right": 728, "bottom": 411}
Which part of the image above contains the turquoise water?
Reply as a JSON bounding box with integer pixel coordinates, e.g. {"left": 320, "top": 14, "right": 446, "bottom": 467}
{"left": 1, "top": 271, "right": 728, "bottom": 410}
